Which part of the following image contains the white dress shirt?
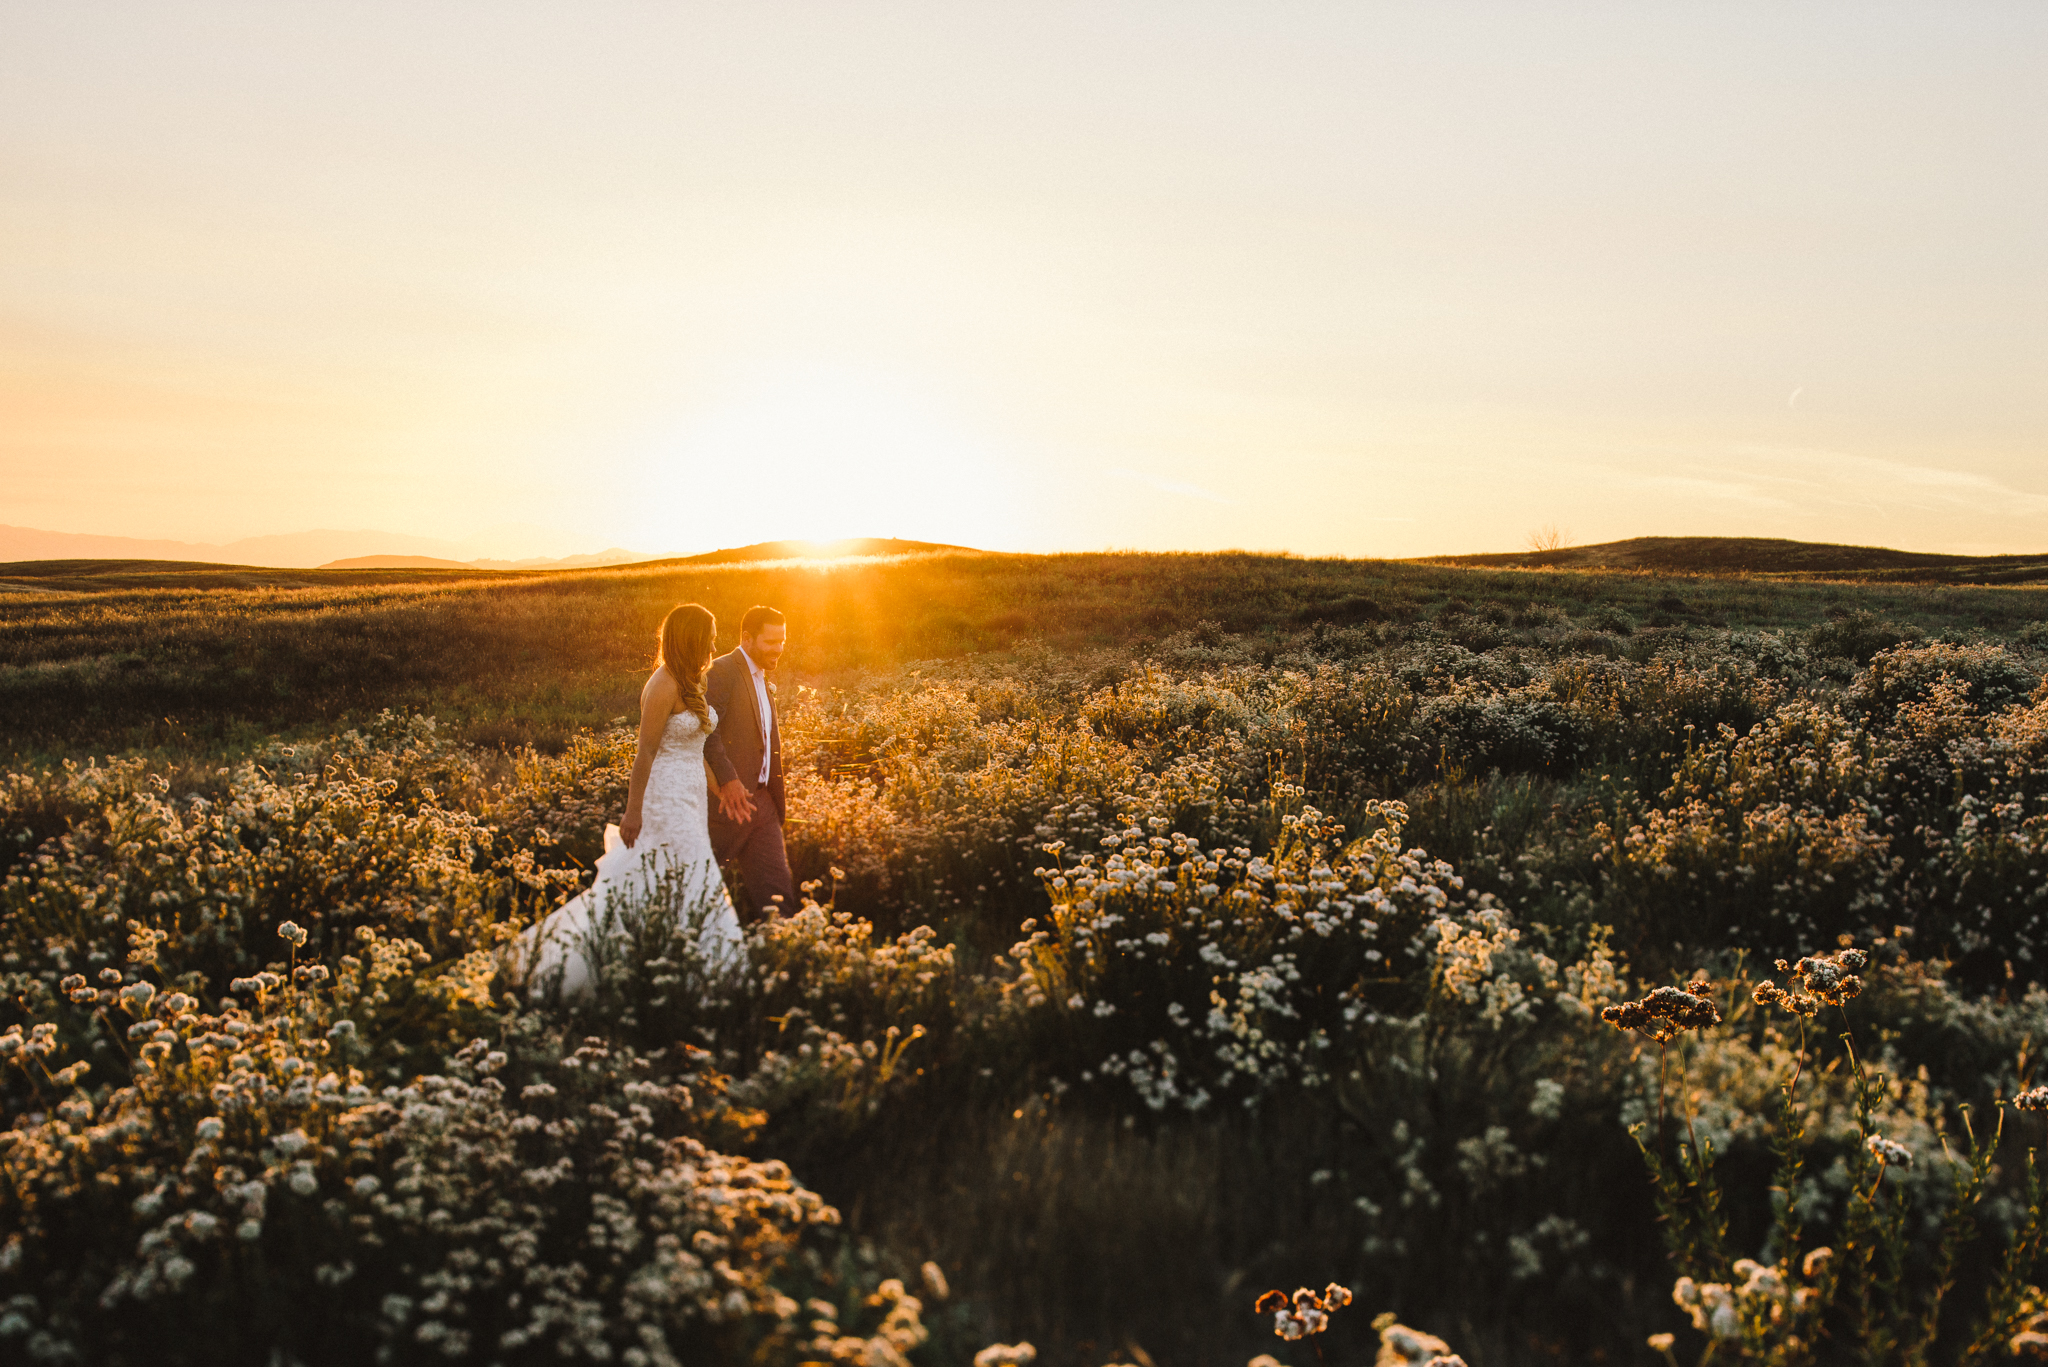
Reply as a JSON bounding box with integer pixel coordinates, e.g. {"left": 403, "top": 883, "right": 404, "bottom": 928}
{"left": 739, "top": 647, "right": 774, "bottom": 785}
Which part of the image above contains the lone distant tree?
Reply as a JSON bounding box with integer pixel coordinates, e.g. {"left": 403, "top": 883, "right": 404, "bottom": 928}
{"left": 1525, "top": 523, "right": 1571, "bottom": 554}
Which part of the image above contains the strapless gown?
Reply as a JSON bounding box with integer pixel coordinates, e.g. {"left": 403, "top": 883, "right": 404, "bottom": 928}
{"left": 516, "top": 707, "right": 744, "bottom": 997}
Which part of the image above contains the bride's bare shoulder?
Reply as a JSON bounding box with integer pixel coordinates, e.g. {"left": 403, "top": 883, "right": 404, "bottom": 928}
{"left": 642, "top": 667, "right": 683, "bottom": 709}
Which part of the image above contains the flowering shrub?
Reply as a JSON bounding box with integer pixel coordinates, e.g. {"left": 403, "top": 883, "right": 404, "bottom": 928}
{"left": 0, "top": 732, "right": 948, "bottom": 1365}
{"left": 486, "top": 727, "right": 639, "bottom": 869}
{"left": 0, "top": 926, "right": 870, "bottom": 1364}
{"left": 728, "top": 898, "right": 956, "bottom": 1143}
{"left": 1604, "top": 941, "right": 2048, "bottom": 1366}
{"left": 1, "top": 714, "right": 575, "bottom": 1004}
{"left": 1009, "top": 796, "right": 1566, "bottom": 1112}
{"left": 1254, "top": 1281, "right": 1352, "bottom": 1340}
{"left": 16, "top": 614, "right": 2048, "bottom": 1361}
{"left": 764, "top": 633, "right": 2048, "bottom": 999}
{"left": 1849, "top": 640, "right": 2038, "bottom": 718}
{"left": 1370, "top": 1312, "right": 1467, "bottom": 1366}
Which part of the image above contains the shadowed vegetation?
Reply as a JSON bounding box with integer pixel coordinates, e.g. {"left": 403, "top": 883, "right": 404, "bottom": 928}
{"left": 11, "top": 551, "right": 2048, "bottom": 1364}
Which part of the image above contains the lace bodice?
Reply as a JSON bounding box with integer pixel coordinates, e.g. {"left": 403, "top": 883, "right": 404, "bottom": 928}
{"left": 653, "top": 706, "right": 712, "bottom": 760}
{"left": 638, "top": 706, "right": 717, "bottom": 859}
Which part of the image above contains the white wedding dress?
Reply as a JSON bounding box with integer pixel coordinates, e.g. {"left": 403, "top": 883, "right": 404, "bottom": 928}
{"left": 516, "top": 707, "right": 746, "bottom": 998}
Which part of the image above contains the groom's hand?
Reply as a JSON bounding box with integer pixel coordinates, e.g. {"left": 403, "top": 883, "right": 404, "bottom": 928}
{"left": 717, "top": 780, "right": 756, "bottom": 823}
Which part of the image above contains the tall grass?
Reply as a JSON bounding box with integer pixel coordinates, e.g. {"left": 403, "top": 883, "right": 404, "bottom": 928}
{"left": 8, "top": 550, "right": 2047, "bottom": 758}
{"left": 10, "top": 558, "right": 2048, "bottom": 1362}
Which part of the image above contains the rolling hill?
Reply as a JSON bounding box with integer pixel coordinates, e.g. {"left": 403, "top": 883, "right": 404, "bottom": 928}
{"left": 640, "top": 536, "right": 984, "bottom": 566}
{"left": 317, "top": 537, "right": 978, "bottom": 572}
{"left": 1421, "top": 535, "right": 2048, "bottom": 584}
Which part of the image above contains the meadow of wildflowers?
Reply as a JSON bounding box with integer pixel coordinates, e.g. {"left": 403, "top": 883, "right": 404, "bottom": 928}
{"left": 11, "top": 557, "right": 2048, "bottom": 1363}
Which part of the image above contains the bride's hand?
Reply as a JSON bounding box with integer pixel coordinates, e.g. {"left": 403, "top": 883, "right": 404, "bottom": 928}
{"left": 717, "top": 780, "right": 756, "bottom": 823}
{"left": 620, "top": 813, "right": 641, "bottom": 847}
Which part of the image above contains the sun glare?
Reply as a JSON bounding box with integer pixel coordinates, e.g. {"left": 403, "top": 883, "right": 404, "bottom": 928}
{"left": 634, "top": 364, "right": 1022, "bottom": 552}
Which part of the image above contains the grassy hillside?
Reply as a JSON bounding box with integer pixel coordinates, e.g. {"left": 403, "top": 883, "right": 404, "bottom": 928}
{"left": 1424, "top": 534, "right": 2048, "bottom": 583}
{"left": 6, "top": 546, "right": 2047, "bottom": 758}
{"left": 657, "top": 536, "right": 987, "bottom": 564}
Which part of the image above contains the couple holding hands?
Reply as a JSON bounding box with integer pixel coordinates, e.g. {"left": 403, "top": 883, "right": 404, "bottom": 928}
{"left": 521, "top": 603, "right": 796, "bottom": 995}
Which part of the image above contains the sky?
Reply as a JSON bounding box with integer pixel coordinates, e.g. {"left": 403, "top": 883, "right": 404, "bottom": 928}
{"left": 3, "top": 2, "right": 2046, "bottom": 560}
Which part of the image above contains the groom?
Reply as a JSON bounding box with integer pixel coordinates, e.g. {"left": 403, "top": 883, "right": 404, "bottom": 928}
{"left": 702, "top": 605, "right": 796, "bottom": 921}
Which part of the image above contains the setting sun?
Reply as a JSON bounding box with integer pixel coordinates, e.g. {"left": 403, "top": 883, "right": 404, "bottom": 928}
{"left": 626, "top": 364, "right": 1023, "bottom": 551}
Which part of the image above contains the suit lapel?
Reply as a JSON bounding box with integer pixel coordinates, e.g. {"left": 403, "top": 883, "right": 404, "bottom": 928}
{"left": 732, "top": 650, "right": 763, "bottom": 765}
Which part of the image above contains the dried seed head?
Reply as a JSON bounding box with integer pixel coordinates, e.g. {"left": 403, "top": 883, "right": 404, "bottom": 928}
{"left": 1601, "top": 983, "right": 1722, "bottom": 1043}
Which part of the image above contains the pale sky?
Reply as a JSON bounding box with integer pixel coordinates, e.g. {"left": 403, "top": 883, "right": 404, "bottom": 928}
{"left": 3, "top": 2, "right": 2046, "bottom": 560}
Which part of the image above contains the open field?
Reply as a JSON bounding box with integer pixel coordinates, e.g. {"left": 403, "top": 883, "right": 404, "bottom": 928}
{"left": 7, "top": 545, "right": 2048, "bottom": 759}
{"left": 11, "top": 548, "right": 2048, "bottom": 1365}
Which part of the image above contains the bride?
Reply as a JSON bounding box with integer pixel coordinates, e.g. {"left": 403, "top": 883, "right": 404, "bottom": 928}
{"left": 517, "top": 603, "right": 746, "bottom": 997}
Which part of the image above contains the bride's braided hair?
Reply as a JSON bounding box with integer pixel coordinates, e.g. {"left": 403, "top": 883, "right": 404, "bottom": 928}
{"left": 656, "top": 604, "right": 717, "bottom": 733}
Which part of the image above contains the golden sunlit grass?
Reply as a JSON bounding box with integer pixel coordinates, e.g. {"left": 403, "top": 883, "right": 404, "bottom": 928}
{"left": 6, "top": 547, "right": 2047, "bottom": 760}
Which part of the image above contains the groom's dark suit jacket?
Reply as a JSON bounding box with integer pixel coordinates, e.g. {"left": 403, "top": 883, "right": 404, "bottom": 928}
{"left": 701, "top": 648, "right": 785, "bottom": 819}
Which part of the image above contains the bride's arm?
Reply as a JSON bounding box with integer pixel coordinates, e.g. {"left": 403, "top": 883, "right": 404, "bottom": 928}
{"left": 621, "top": 669, "right": 680, "bottom": 847}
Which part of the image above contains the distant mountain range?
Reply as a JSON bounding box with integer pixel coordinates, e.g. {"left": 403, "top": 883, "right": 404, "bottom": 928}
{"left": 321, "top": 549, "right": 656, "bottom": 571}
{"left": 0, "top": 525, "right": 990, "bottom": 573}
{"left": 0, "top": 525, "right": 661, "bottom": 571}
{"left": 321, "top": 538, "right": 981, "bottom": 571}
{"left": 0, "top": 525, "right": 986, "bottom": 583}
